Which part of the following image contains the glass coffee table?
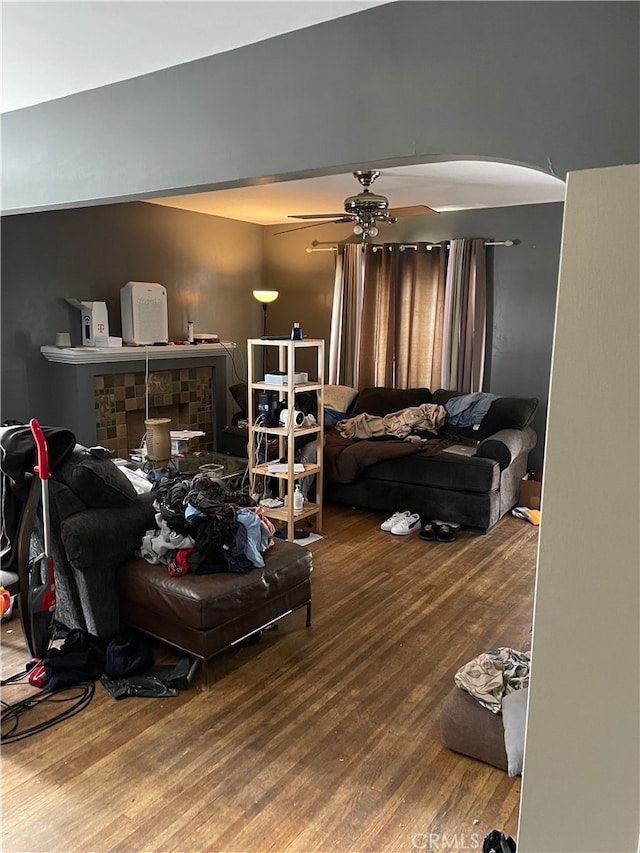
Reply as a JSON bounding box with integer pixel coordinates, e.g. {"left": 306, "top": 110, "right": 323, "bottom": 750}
{"left": 173, "top": 451, "right": 249, "bottom": 490}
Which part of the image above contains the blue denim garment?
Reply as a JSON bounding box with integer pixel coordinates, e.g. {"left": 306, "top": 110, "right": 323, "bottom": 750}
{"left": 324, "top": 407, "right": 346, "bottom": 426}
{"left": 184, "top": 503, "right": 206, "bottom": 520}
{"left": 236, "top": 508, "right": 266, "bottom": 568}
{"left": 445, "top": 392, "right": 498, "bottom": 427}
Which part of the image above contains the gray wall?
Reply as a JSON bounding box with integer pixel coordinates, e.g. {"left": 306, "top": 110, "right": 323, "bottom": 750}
{"left": 0, "top": 202, "right": 264, "bottom": 426}
{"left": 2, "top": 199, "right": 560, "bottom": 468}
{"left": 2, "top": 2, "right": 638, "bottom": 214}
{"left": 264, "top": 203, "right": 564, "bottom": 469}
{"left": 2, "top": 0, "right": 637, "bottom": 461}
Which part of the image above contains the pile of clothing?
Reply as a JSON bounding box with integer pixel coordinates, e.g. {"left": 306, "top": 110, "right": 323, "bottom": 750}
{"left": 336, "top": 403, "right": 447, "bottom": 440}
{"left": 444, "top": 392, "right": 498, "bottom": 429}
{"left": 139, "top": 472, "right": 275, "bottom": 575}
{"left": 454, "top": 646, "right": 530, "bottom": 713}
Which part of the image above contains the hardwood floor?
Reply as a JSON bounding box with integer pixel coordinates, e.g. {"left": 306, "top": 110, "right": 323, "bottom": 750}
{"left": 1, "top": 505, "right": 538, "bottom": 853}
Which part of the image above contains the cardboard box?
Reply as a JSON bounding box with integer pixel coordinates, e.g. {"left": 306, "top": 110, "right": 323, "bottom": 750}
{"left": 519, "top": 477, "right": 542, "bottom": 510}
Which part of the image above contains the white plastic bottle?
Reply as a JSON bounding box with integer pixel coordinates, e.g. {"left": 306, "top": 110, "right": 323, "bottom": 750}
{"left": 187, "top": 320, "right": 194, "bottom": 343}
{"left": 293, "top": 483, "right": 304, "bottom": 514}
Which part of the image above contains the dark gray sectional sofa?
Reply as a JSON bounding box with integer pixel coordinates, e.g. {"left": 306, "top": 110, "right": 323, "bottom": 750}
{"left": 323, "top": 387, "right": 538, "bottom": 533}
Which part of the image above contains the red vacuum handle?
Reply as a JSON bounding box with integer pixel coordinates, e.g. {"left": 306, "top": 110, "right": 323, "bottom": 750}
{"left": 29, "top": 418, "right": 50, "bottom": 480}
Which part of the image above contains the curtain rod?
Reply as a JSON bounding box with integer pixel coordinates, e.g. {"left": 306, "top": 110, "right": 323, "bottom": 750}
{"left": 306, "top": 239, "right": 517, "bottom": 253}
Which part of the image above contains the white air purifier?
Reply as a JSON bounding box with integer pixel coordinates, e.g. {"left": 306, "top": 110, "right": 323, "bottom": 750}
{"left": 120, "top": 281, "right": 168, "bottom": 345}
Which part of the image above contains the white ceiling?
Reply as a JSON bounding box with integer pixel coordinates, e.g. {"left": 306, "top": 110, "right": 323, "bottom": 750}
{"left": 147, "top": 161, "right": 566, "bottom": 225}
{"left": 1, "top": 0, "right": 566, "bottom": 221}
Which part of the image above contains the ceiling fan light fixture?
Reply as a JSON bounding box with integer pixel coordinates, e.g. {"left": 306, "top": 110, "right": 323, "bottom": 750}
{"left": 282, "top": 170, "right": 439, "bottom": 239}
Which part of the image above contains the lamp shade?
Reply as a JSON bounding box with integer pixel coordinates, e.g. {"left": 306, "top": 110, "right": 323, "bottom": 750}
{"left": 252, "top": 290, "right": 279, "bottom": 304}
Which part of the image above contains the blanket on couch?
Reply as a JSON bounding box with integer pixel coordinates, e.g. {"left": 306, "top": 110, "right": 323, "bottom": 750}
{"left": 323, "top": 428, "right": 468, "bottom": 484}
{"left": 323, "top": 429, "right": 425, "bottom": 484}
{"left": 336, "top": 403, "right": 447, "bottom": 440}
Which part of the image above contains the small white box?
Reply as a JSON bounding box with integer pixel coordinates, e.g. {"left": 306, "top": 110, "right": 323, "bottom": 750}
{"left": 94, "top": 336, "right": 123, "bottom": 348}
{"left": 264, "top": 371, "right": 308, "bottom": 385}
{"left": 267, "top": 463, "right": 305, "bottom": 473}
{"left": 120, "top": 282, "right": 168, "bottom": 345}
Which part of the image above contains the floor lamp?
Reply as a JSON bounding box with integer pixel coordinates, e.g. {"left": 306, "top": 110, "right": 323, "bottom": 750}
{"left": 253, "top": 290, "right": 279, "bottom": 375}
{"left": 253, "top": 289, "right": 279, "bottom": 337}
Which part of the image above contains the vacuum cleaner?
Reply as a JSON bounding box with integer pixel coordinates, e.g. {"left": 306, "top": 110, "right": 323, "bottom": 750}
{"left": 22, "top": 419, "right": 57, "bottom": 685}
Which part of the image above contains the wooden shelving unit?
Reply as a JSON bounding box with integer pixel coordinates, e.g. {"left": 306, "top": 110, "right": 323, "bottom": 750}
{"left": 247, "top": 338, "right": 324, "bottom": 541}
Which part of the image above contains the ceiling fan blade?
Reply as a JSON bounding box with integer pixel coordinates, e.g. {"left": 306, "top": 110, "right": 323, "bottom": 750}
{"left": 274, "top": 219, "right": 351, "bottom": 235}
{"left": 288, "top": 213, "right": 352, "bottom": 220}
{"left": 387, "top": 204, "right": 439, "bottom": 217}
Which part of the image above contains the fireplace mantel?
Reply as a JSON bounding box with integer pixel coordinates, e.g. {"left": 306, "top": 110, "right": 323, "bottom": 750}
{"left": 41, "top": 342, "right": 234, "bottom": 364}
{"left": 39, "top": 342, "right": 236, "bottom": 452}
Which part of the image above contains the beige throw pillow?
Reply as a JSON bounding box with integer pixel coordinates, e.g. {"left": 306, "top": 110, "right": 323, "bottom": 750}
{"left": 324, "top": 384, "right": 358, "bottom": 414}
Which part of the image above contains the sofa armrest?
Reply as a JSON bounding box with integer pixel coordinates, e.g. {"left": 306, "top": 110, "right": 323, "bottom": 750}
{"left": 59, "top": 493, "right": 156, "bottom": 637}
{"left": 61, "top": 494, "right": 155, "bottom": 571}
{"left": 475, "top": 426, "right": 537, "bottom": 471}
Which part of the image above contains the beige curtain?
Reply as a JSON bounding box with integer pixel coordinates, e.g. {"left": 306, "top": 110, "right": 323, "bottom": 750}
{"left": 357, "top": 244, "right": 397, "bottom": 387}
{"left": 328, "top": 243, "right": 365, "bottom": 386}
{"left": 441, "top": 238, "right": 487, "bottom": 393}
{"left": 358, "top": 244, "right": 447, "bottom": 389}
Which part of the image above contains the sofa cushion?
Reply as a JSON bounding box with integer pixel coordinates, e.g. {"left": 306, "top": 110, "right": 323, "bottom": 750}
{"left": 479, "top": 397, "right": 538, "bottom": 440}
{"left": 49, "top": 479, "right": 89, "bottom": 522}
{"left": 432, "top": 389, "right": 463, "bottom": 407}
{"left": 349, "top": 386, "right": 432, "bottom": 418}
{"left": 427, "top": 390, "right": 477, "bottom": 439}
{"left": 55, "top": 447, "right": 137, "bottom": 508}
{"left": 433, "top": 391, "right": 538, "bottom": 441}
{"left": 361, "top": 451, "right": 500, "bottom": 494}
{"left": 228, "top": 382, "right": 248, "bottom": 417}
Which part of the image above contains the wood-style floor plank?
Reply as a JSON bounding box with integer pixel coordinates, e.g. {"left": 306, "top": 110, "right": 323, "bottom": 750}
{"left": 1, "top": 505, "right": 537, "bottom": 852}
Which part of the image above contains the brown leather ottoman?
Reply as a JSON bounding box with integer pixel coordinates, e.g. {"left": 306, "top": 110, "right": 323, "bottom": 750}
{"left": 116, "top": 538, "right": 312, "bottom": 688}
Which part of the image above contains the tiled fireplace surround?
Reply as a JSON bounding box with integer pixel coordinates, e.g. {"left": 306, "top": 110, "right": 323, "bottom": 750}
{"left": 39, "top": 345, "right": 231, "bottom": 457}
{"left": 95, "top": 367, "right": 213, "bottom": 459}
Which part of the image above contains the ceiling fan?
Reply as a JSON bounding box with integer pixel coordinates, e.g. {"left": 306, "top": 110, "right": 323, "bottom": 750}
{"left": 279, "top": 169, "right": 439, "bottom": 239}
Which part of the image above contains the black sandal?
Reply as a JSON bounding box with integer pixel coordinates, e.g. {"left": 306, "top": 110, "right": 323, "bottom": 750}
{"left": 436, "top": 523, "right": 456, "bottom": 543}
{"left": 419, "top": 521, "right": 437, "bottom": 541}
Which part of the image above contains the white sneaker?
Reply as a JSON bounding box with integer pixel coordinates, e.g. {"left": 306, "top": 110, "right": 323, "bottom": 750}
{"left": 381, "top": 510, "right": 412, "bottom": 532}
{"left": 390, "top": 513, "right": 421, "bottom": 536}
